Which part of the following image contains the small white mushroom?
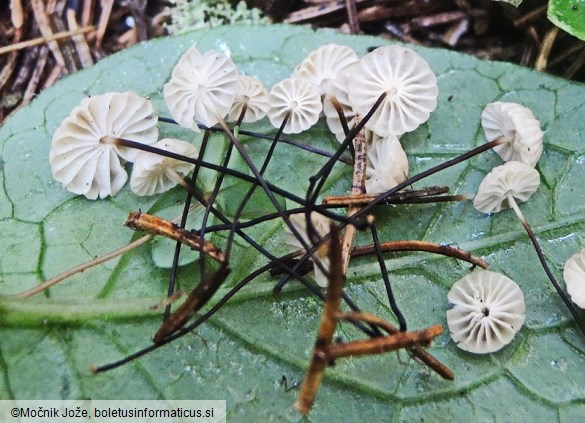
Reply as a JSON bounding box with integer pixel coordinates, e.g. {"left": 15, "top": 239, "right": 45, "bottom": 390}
{"left": 564, "top": 248, "right": 585, "bottom": 309}
{"left": 473, "top": 161, "right": 540, "bottom": 215}
{"left": 365, "top": 132, "right": 408, "bottom": 193}
{"left": 322, "top": 63, "right": 358, "bottom": 143}
{"left": 348, "top": 45, "right": 438, "bottom": 136}
{"left": 474, "top": 161, "right": 585, "bottom": 337}
{"left": 481, "top": 101, "right": 543, "bottom": 167}
{"left": 284, "top": 212, "right": 332, "bottom": 287}
{"left": 163, "top": 44, "right": 239, "bottom": 131}
{"left": 292, "top": 44, "right": 359, "bottom": 99}
{"left": 49, "top": 92, "right": 158, "bottom": 199}
{"left": 267, "top": 78, "right": 322, "bottom": 134}
{"left": 130, "top": 138, "right": 198, "bottom": 196}
{"left": 447, "top": 270, "right": 526, "bottom": 354}
{"left": 226, "top": 75, "right": 270, "bottom": 124}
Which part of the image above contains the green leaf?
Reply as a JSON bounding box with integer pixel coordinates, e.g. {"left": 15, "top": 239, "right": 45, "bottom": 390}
{"left": 1, "top": 24, "right": 585, "bottom": 421}
{"left": 491, "top": 0, "right": 523, "bottom": 7}
{"left": 548, "top": 0, "right": 585, "bottom": 40}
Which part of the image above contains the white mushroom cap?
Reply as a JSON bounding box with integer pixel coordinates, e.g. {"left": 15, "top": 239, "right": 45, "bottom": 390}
{"left": 481, "top": 101, "right": 543, "bottom": 167}
{"left": 163, "top": 44, "right": 239, "bottom": 131}
{"left": 322, "top": 63, "right": 358, "bottom": 143}
{"left": 130, "top": 138, "right": 198, "bottom": 196}
{"left": 365, "top": 132, "right": 408, "bottom": 193}
{"left": 284, "top": 212, "right": 332, "bottom": 287}
{"left": 473, "top": 161, "right": 540, "bottom": 214}
{"left": 292, "top": 44, "right": 359, "bottom": 98}
{"left": 447, "top": 270, "right": 526, "bottom": 354}
{"left": 267, "top": 78, "right": 322, "bottom": 134}
{"left": 348, "top": 45, "right": 438, "bottom": 136}
{"left": 49, "top": 92, "right": 158, "bottom": 199}
{"left": 564, "top": 248, "right": 585, "bottom": 309}
{"left": 226, "top": 75, "right": 270, "bottom": 123}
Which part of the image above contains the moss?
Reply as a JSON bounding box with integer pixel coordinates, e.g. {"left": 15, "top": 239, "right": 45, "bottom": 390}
{"left": 166, "top": 0, "right": 268, "bottom": 34}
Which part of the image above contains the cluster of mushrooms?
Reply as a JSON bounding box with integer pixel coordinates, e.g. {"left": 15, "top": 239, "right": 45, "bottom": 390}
{"left": 44, "top": 40, "right": 585, "bottom": 411}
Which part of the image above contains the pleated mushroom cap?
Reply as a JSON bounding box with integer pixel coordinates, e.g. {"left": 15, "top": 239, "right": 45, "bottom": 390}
{"left": 163, "top": 44, "right": 239, "bottom": 131}
{"left": 49, "top": 92, "right": 158, "bottom": 199}
{"left": 473, "top": 161, "right": 540, "bottom": 214}
{"left": 227, "top": 75, "right": 270, "bottom": 123}
{"left": 267, "top": 78, "right": 322, "bottom": 134}
{"left": 447, "top": 270, "right": 526, "bottom": 354}
{"left": 130, "top": 138, "right": 198, "bottom": 196}
{"left": 564, "top": 248, "right": 585, "bottom": 309}
{"left": 284, "top": 212, "right": 332, "bottom": 287}
{"left": 481, "top": 101, "right": 543, "bottom": 167}
{"left": 348, "top": 45, "right": 438, "bottom": 136}
{"left": 323, "top": 63, "right": 358, "bottom": 142}
{"left": 293, "top": 44, "right": 359, "bottom": 98}
{"left": 365, "top": 132, "right": 408, "bottom": 193}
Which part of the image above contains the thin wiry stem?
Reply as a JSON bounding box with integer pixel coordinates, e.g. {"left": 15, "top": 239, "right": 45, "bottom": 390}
{"left": 158, "top": 116, "right": 353, "bottom": 165}
{"left": 109, "top": 137, "right": 360, "bottom": 227}
{"left": 369, "top": 218, "right": 406, "bottom": 331}
{"left": 224, "top": 112, "right": 290, "bottom": 260}
{"left": 93, "top": 237, "right": 379, "bottom": 373}
{"left": 199, "top": 141, "right": 234, "bottom": 277}
{"left": 165, "top": 129, "right": 212, "bottom": 320}
{"left": 507, "top": 194, "right": 585, "bottom": 337}
{"left": 277, "top": 138, "right": 504, "bottom": 290}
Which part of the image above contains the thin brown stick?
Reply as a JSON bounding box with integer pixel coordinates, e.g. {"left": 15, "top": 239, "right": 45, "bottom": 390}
{"left": 335, "top": 312, "right": 454, "bottom": 380}
{"left": 13, "top": 234, "right": 153, "bottom": 299}
{"left": 153, "top": 265, "right": 231, "bottom": 343}
{"left": 31, "top": 0, "right": 67, "bottom": 68}
{"left": 0, "top": 26, "right": 96, "bottom": 56}
{"left": 326, "top": 324, "right": 444, "bottom": 359}
{"left": 95, "top": 0, "right": 114, "bottom": 47}
{"left": 10, "top": 0, "right": 24, "bottom": 29}
{"left": 67, "top": 8, "right": 94, "bottom": 68}
{"left": 82, "top": 0, "right": 94, "bottom": 27}
{"left": 22, "top": 46, "right": 49, "bottom": 105}
{"left": 149, "top": 290, "right": 187, "bottom": 311}
{"left": 295, "top": 225, "right": 343, "bottom": 416}
{"left": 340, "top": 126, "right": 367, "bottom": 274}
{"left": 352, "top": 240, "right": 488, "bottom": 269}
{"left": 40, "top": 63, "right": 65, "bottom": 90}
{"left": 535, "top": 26, "right": 559, "bottom": 71}
{"left": 323, "top": 190, "right": 470, "bottom": 207}
{"left": 125, "top": 211, "right": 226, "bottom": 263}
{"left": 513, "top": 5, "right": 547, "bottom": 28}
{"left": 345, "top": 0, "right": 360, "bottom": 34}
{"left": 564, "top": 49, "right": 585, "bottom": 79}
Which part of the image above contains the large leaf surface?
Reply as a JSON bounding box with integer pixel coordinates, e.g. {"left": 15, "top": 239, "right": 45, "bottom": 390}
{"left": 1, "top": 25, "right": 585, "bottom": 421}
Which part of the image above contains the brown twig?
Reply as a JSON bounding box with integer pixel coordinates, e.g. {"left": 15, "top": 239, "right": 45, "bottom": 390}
{"left": 325, "top": 324, "right": 444, "bottom": 359}
{"left": 13, "top": 234, "right": 153, "bottom": 299}
{"left": 352, "top": 240, "right": 488, "bottom": 269}
{"left": 345, "top": 0, "right": 360, "bottom": 34}
{"left": 340, "top": 125, "right": 367, "bottom": 274}
{"left": 95, "top": 0, "right": 114, "bottom": 47}
{"left": 335, "top": 311, "right": 454, "bottom": 380}
{"left": 30, "top": 0, "right": 67, "bottom": 68}
{"left": 535, "top": 26, "right": 559, "bottom": 71}
{"left": 153, "top": 265, "right": 231, "bottom": 343}
{"left": 295, "top": 225, "right": 343, "bottom": 416}
{"left": 21, "top": 46, "right": 48, "bottom": 105}
{"left": 0, "top": 26, "right": 96, "bottom": 56}
{"left": 125, "top": 211, "right": 226, "bottom": 263}
{"left": 513, "top": 5, "right": 547, "bottom": 28}
{"left": 323, "top": 189, "right": 471, "bottom": 207}
{"left": 66, "top": 8, "right": 94, "bottom": 68}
